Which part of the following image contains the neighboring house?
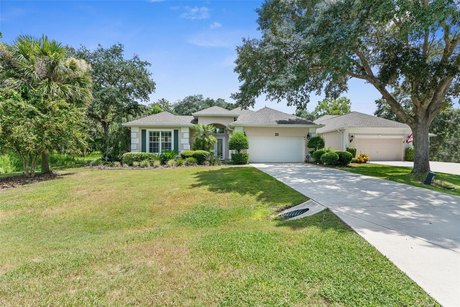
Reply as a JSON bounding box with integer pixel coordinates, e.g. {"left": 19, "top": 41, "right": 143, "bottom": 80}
{"left": 315, "top": 112, "right": 412, "bottom": 161}
{"left": 123, "top": 106, "right": 320, "bottom": 163}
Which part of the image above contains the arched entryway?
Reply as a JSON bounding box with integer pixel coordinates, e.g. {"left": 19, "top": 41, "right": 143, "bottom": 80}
{"left": 210, "top": 123, "right": 228, "bottom": 160}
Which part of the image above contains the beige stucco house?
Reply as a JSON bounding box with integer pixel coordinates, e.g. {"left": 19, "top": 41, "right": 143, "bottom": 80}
{"left": 123, "top": 106, "right": 321, "bottom": 163}
{"left": 315, "top": 112, "right": 412, "bottom": 161}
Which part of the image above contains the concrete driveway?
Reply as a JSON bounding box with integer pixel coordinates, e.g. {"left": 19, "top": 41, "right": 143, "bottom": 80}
{"left": 370, "top": 161, "right": 460, "bottom": 176}
{"left": 253, "top": 163, "right": 460, "bottom": 307}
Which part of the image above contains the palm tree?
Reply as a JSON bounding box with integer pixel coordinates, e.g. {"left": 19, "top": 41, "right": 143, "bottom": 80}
{"left": 1, "top": 35, "right": 92, "bottom": 173}
{"left": 193, "top": 124, "right": 217, "bottom": 152}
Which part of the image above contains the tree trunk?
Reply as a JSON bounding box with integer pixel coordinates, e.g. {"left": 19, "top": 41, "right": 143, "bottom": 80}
{"left": 412, "top": 119, "right": 431, "bottom": 175}
{"left": 101, "top": 121, "right": 110, "bottom": 161}
{"left": 41, "top": 150, "right": 51, "bottom": 174}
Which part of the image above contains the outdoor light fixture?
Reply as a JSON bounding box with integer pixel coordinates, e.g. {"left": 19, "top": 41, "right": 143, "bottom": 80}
{"left": 349, "top": 134, "right": 354, "bottom": 143}
{"left": 306, "top": 133, "right": 311, "bottom": 140}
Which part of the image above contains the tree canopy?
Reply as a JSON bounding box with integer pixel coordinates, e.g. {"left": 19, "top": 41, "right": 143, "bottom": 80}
{"left": 314, "top": 97, "right": 351, "bottom": 117}
{"left": 71, "top": 44, "right": 155, "bottom": 160}
{"left": 173, "top": 95, "right": 235, "bottom": 115}
{"left": 0, "top": 35, "right": 92, "bottom": 175}
{"left": 234, "top": 0, "right": 460, "bottom": 174}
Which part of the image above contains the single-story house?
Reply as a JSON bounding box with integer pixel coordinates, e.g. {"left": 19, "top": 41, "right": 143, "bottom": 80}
{"left": 123, "top": 106, "right": 321, "bottom": 163}
{"left": 315, "top": 112, "right": 412, "bottom": 161}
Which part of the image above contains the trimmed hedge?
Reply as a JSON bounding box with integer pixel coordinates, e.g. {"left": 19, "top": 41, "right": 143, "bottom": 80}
{"left": 346, "top": 146, "right": 357, "bottom": 158}
{"left": 122, "top": 152, "right": 159, "bottom": 166}
{"left": 312, "top": 148, "right": 329, "bottom": 162}
{"left": 180, "top": 150, "right": 210, "bottom": 165}
{"left": 321, "top": 152, "right": 339, "bottom": 165}
{"left": 336, "top": 151, "right": 353, "bottom": 166}
{"left": 229, "top": 131, "right": 249, "bottom": 153}
{"left": 185, "top": 157, "right": 197, "bottom": 166}
{"left": 405, "top": 147, "right": 414, "bottom": 161}
{"left": 231, "top": 153, "right": 249, "bottom": 165}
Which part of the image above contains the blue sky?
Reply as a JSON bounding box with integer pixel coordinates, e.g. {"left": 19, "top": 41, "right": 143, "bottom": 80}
{"left": 0, "top": 0, "right": 382, "bottom": 114}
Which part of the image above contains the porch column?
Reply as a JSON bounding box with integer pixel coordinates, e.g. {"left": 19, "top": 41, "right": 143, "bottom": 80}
{"left": 180, "top": 127, "right": 190, "bottom": 152}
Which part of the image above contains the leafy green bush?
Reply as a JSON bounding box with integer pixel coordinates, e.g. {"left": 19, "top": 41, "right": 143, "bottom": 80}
{"left": 231, "top": 153, "right": 249, "bottom": 165}
{"left": 405, "top": 147, "right": 415, "bottom": 161}
{"left": 180, "top": 150, "right": 195, "bottom": 159}
{"left": 122, "top": 152, "right": 159, "bottom": 166}
{"left": 167, "top": 159, "right": 177, "bottom": 167}
{"left": 320, "top": 152, "right": 339, "bottom": 165}
{"left": 139, "top": 160, "right": 150, "bottom": 168}
{"left": 312, "top": 148, "right": 329, "bottom": 162}
{"left": 307, "top": 136, "right": 325, "bottom": 152}
{"left": 185, "top": 157, "right": 197, "bottom": 166}
{"left": 336, "top": 151, "right": 353, "bottom": 166}
{"left": 229, "top": 131, "right": 249, "bottom": 153}
{"left": 152, "top": 160, "right": 161, "bottom": 168}
{"left": 160, "top": 150, "right": 178, "bottom": 165}
{"left": 209, "top": 154, "right": 222, "bottom": 166}
{"left": 0, "top": 154, "right": 20, "bottom": 174}
{"left": 346, "top": 146, "right": 357, "bottom": 158}
{"left": 192, "top": 150, "right": 210, "bottom": 165}
{"left": 175, "top": 158, "right": 184, "bottom": 166}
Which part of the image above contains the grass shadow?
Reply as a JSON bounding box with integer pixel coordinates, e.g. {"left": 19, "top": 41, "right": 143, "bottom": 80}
{"left": 190, "top": 167, "right": 307, "bottom": 208}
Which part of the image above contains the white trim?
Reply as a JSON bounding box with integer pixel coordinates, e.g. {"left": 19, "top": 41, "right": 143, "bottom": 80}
{"left": 353, "top": 134, "right": 405, "bottom": 139}
{"left": 231, "top": 124, "right": 320, "bottom": 128}
{"left": 146, "top": 129, "right": 175, "bottom": 153}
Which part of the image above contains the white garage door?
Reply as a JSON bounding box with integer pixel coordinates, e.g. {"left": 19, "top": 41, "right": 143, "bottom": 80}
{"left": 352, "top": 138, "right": 404, "bottom": 161}
{"left": 248, "top": 136, "right": 305, "bottom": 163}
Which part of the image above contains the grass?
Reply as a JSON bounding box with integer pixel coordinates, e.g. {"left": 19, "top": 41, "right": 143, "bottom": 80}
{"left": 0, "top": 167, "right": 436, "bottom": 305}
{"left": 341, "top": 163, "right": 460, "bottom": 196}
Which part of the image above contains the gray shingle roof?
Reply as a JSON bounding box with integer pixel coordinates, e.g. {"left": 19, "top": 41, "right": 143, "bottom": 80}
{"left": 315, "top": 112, "right": 409, "bottom": 133}
{"left": 231, "top": 107, "right": 318, "bottom": 127}
{"left": 315, "top": 115, "right": 338, "bottom": 123}
{"left": 123, "top": 112, "right": 195, "bottom": 127}
{"left": 192, "top": 106, "right": 238, "bottom": 117}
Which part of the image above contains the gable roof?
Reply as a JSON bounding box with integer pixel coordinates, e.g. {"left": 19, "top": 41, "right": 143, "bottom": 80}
{"left": 315, "top": 115, "right": 338, "bottom": 123}
{"left": 192, "top": 106, "right": 238, "bottom": 117}
{"left": 315, "top": 112, "right": 409, "bottom": 133}
{"left": 122, "top": 111, "right": 195, "bottom": 127}
{"left": 231, "top": 107, "right": 318, "bottom": 127}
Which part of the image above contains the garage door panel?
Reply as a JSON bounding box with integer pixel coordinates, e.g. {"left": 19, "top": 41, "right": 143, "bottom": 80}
{"left": 352, "top": 138, "right": 403, "bottom": 161}
{"left": 248, "top": 136, "right": 305, "bottom": 163}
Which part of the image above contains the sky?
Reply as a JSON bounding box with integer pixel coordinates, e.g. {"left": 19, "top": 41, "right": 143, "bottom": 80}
{"left": 0, "top": 0, "right": 382, "bottom": 115}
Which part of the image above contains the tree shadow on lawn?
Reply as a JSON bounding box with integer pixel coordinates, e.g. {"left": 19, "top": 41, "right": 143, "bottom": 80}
{"left": 190, "top": 167, "right": 306, "bottom": 207}
{"left": 190, "top": 167, "right": 347, "bottom": 233}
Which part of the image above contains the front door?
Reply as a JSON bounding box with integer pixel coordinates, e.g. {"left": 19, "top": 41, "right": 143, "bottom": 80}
{"left": 215, "top": 138, "right": 224, "bottom": 160}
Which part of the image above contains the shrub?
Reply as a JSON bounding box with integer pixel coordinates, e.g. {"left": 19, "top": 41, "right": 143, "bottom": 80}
{"left": 192, "top": 150, "right": 210, "bottom": 165}
{"left": 346, "top": 146, "right": 357, "bottom": 158}
{"left": 132, "top": 161, "right": 140, "bottom": 167}
{"left": 90, "top": 158, "right": 104, "bottom": 166}
{"left": 405, "top": 147, "right": 415, "bottom": 161}
{"left": 185, "top": 157, "right": 197, "bottom": 166}
{"left": 312, "top": 148, "right": 329, "bottom": 162}
{"left": 320, "top": 152, "right": 339, "bottom": 165}
{"left": 160, "top": 150, "right": 178, "bottom": 165}
{"left": 152, "top": 160, "right": 161, "bottom": 168}
{"left": 139, "top": 160, "right": 150, "bottom": 168}
{"left": 167, "top": 159, "right": 177, "bottom": 168}
{"left": 175, "top": 158, "right": 184, "bottom": 166}
{"left": 0, "top": 154, "right": 20, "bottom": 174}
{"left": 113, "top": 161, "right": 121, "bottom": 167}
{"left": 209, "top": 154, "right": 222, "bottom": 166}
{"left": 355, "top": 153, "right": 369, "bottom": 163}
{"left": 336, "top": 151, "right": 353, "bottom": 166}
{"left": 122, "top": 152, "right": 159, "bottom": 166}
{"left": 307, "top": 136, "right": 325, "bottom": 152}
{"left": 231, "top": 153, "right": 249, "bottom": 165}
{"left": 180, "top": 150, "right": 195, "bottom": 159}
{"left": 229, "top": 131, "right": 249, "bottom": 153}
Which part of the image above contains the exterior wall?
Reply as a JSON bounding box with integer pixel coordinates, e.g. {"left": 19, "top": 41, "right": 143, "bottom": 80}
{"left": 321, "top": 131, "right": 343, "bottom": 150}
{"left": 130, "top": 127, "right": 140, "bottom": 152}
{"left": 130, "top": 126, "right": 190, "bottom": 153}
{"left": 197, "top": 116, "right": 235, "bottom": 126}
{"left": 243, "top": 127, "right": 310, "bottom": 137}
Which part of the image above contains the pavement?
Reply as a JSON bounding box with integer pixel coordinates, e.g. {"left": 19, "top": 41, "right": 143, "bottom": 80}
{"left": 253, "top": 163, "right": 460, "bottom": 307}
{"left": 370, "top": 161, "right": 460, "bottom": 176}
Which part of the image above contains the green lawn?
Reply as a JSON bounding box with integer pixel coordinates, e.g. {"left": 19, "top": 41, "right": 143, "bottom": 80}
{"left": 341, "top": 163, "right": 460, "bottom": 196}
{"left": 0, "top": 167, "right": 436, "bottom": 305}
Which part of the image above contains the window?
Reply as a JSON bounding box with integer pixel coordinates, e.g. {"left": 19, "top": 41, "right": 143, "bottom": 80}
{"left": 148, "top": 130, "right": 173, "bottom": 153}
{"left": 214, "top": 127, "right": 225, "bottom": 134}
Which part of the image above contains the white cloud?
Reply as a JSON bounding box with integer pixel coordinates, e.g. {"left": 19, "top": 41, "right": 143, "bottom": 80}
{"left": 209, "top": 22, "right": 222, "bottom": 30}
{"left": 181, "top": 6, "right": 210, "bottom": 20}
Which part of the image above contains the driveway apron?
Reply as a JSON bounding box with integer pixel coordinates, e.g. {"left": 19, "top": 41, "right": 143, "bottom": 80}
{"left": 253, "top": 163, "right": 460, "bottom": 307}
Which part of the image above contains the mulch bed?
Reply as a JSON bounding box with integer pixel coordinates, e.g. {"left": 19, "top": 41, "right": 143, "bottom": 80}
{"left": 0, "top": 173, "right": 60, "bottom": 191}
